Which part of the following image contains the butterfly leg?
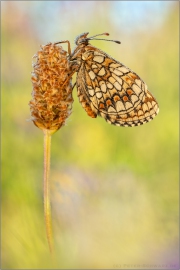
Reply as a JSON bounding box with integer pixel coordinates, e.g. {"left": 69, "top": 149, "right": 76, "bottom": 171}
{"left": 72, "top": 82, "right": 76, "bottom": 90}
{"left": 55, "top": 40, "right": 71, "bottom": 55}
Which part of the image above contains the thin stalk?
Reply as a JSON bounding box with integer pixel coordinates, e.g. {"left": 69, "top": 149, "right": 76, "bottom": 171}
{"left": 43, "top": 129, "right": 53, "bottom": 253}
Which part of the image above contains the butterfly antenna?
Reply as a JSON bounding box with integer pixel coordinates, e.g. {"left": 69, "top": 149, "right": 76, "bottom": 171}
{"left": 88, "top": 33, "right": 121, "bottom": 44}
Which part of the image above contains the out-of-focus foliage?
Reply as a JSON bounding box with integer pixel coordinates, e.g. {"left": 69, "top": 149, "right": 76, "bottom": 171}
{"left": 1, "top": 1, "right": 179, "bottom": 269}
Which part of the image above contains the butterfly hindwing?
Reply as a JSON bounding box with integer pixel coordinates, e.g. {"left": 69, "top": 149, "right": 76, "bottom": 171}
{"left": 76, "top": 45, "right": 159, "bottom": 127}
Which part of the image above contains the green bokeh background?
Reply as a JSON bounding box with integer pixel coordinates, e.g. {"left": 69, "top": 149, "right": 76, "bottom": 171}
{"left": 1, "top": 1, "right": 179, "bottom": 269}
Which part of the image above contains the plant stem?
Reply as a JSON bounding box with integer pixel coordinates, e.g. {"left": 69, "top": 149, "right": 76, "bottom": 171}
{"left": 43, "top": 129, "right": 53, "bottom": 253}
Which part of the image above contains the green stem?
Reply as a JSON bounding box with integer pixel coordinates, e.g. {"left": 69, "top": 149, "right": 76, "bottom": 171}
{"left": 43, "top": 129, "right": 53, "bottom": 253}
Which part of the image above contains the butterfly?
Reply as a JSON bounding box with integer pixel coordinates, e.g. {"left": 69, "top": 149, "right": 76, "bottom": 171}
{"left": 60, "top": 32, "right": 159, "bottom": 127}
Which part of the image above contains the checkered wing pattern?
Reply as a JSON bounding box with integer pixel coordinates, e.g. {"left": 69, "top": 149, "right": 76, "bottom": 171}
{"left": 69, "top": 32, "right": 159, "bottom": 127}
{"left": 76, "top": 45, "right": 159, "bottom": 127}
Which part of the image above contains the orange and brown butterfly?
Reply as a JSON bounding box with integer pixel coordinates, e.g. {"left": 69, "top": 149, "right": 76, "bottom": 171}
{"left": 62, "top": 32, "right": 159, "bottom": 127}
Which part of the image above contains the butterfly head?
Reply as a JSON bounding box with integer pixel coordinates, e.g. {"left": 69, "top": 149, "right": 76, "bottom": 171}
{"left": 75, "top": 32, "right": 90, "bottom": 45}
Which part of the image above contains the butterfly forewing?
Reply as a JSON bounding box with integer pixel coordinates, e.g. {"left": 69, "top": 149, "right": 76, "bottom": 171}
{"left": 71, "top": 34, "right": 159, "bottom": 127}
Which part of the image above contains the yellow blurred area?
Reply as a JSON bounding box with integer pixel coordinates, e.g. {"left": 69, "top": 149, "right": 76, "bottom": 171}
{"left": 1, "top": 1, "right": 179, "bottom": 269}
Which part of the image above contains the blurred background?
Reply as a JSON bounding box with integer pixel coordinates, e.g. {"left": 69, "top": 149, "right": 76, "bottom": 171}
{"left": 1, "top": 1, "right": 179, "bottom": 269}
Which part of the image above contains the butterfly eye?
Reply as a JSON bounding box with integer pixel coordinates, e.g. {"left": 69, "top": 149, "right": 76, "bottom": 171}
{"left": 75, "top": 32, "right": 89, "bottom": 45}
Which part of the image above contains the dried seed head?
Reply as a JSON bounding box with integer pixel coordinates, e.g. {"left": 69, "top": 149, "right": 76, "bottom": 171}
{"left": 29, "top": 43, "right": 73, "bottom": 134}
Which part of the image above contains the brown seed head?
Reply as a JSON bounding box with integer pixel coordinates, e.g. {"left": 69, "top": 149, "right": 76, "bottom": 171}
{"left": 29, "top": 43, "right": 73, "bottom": 134}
